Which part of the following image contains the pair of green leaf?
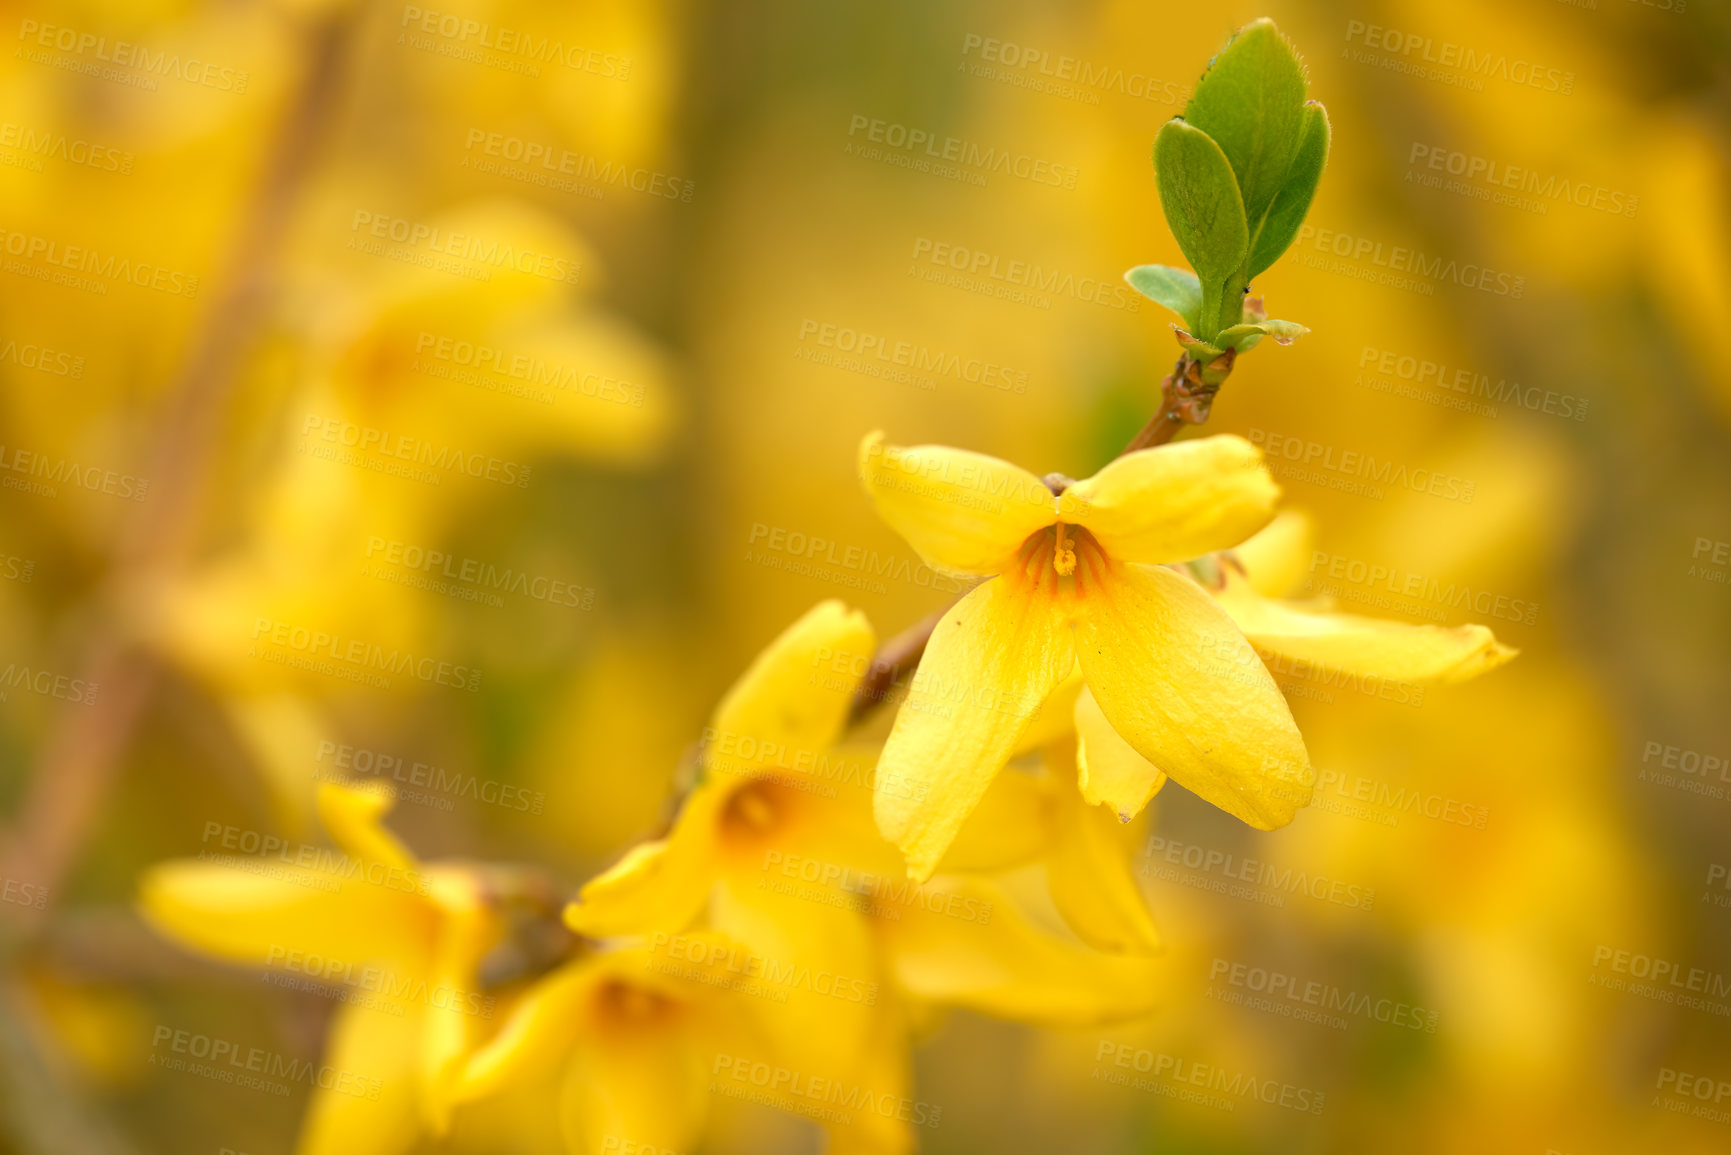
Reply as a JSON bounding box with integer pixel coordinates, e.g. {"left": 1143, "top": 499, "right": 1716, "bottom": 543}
{"left": 1125, "top": 264, "right": 1308, "bottom": 355}
{"left": 1138, "top": 19, "right": 1329, "bottom": 344}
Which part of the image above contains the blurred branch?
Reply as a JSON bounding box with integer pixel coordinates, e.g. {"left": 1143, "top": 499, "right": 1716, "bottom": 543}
{"left": 0, "top": 979, "right": 135, "bottom": 1155}
{"left": 0, "top": 12, "right": 355, "bottom": 934}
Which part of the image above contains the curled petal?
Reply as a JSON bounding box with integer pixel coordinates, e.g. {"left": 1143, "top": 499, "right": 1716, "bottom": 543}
{"left": 708, "top": 600, "right": 874, "bottom": 777}
{"left": 1059, "top": 436, "right": 1278, "bottom": 565}
{"left": 858, "top": 431, "right": 1055, "bottom": 575}
{"left": 1074, "top": 685, "right": 1167, "bottom": 821}
{"left": 317, "top": 781, "right": 419, "bottom": 873}
{"left": 875, "top": 563, "right": 1074, "bottom": 881}
{"left": 1074, "top": 560, "right": 1312, "bottom": 829}
{"left": 1215, "top": 573, "right": 1517, "bottom": 684}
{"left": 879, "top": 875, "right": 1160, "bottom": 1025}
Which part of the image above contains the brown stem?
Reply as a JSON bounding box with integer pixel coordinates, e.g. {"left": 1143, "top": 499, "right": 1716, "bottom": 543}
{"left": 848, "top": 610, "right": 945, "bottom": 724}
{"left": 0, "top": 14, "right": 353, "bottom": 934}
{"left": 1120, "top": 347, "right": 1239, "bottom": 454}
{"left": 846, "top": 345, "right": 1240, "bottom": 728}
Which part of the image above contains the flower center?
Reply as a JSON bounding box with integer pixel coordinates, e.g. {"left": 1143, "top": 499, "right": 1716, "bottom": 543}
{"left": 1053, "top": 523, "right": 1077, "bottom": 577}
{"left": 722, "top": 782, "right": 780, "bottom": 836}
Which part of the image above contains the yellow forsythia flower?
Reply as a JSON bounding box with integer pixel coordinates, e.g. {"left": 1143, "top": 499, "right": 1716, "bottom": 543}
{"left": 858, "top": 432, "right": 1310, "bottom": 879}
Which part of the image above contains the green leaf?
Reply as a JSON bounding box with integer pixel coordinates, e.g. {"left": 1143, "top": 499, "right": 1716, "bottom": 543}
{"left": 1124, "top": 264, "right": 1201, "bottom": 329}
{"left": 1154, "top": 119, "right": 1247, "bottom": 339}
{"left": 1184, "top": 18, "right": 1309, "bottom": 230}
{"left": 1173, "top": 328, "right": 1226, "bottom": 360}
{"left": 1247, "top": 101, "right": 1330, "bottom": 279}
{"left": 1216, "top": 318, "right": 1309, "bottom": 350}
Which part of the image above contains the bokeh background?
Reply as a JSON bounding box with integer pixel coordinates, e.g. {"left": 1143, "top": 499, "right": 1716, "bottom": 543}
{"left": 1, "top": 0, "right": 1729, "bottom": 1151}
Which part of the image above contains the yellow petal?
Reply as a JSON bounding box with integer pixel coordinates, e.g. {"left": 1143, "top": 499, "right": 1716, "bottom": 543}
{"left": 858, "top": 431, "right": 1055, "bottom": 575}
{"left": 1073, "top": 685, "right": 1167, "bottom": 820}
{"left": 457, "top": 961, "right": 597, "bottom": 1102}
{"left": 1074, "top": 560, "right": 1312, "bottom": 829}
{"left": 559, "top": 1004, "right": 709, "bottom": 1155}
{"left": 1011, "top": 667, "right": 1083, "bottom": 753}
{"left": 1059, "top": 435, "right": 1278, "bottom": 564}
{"left": 564, "top": 812, "right": 717, "bottom": 941}
{"left": 295, "top": 1003, "right": 421, "bottom": 1155}
{"left": 878, "top": 874, "right": 1159, "bottom": 1025}
{"left": 1229, "top": 508, "right": 1314, "bottom": 597}
{"left": 138, "top": 860, "right": 425, "bottom": 970}
{"left": 708, "top": 875, "right": 882, "bottom": 1087}
{"left": 938, "top": 763, "right": 1055, "bottom": 873}
{"left": 708, "top": 600, "right": 874, "bottom": 779}
{"left": 875, "top": 564, "right": 1075, "bottom": 881}
{"left": 316, "top": 782, "right": 419, "bottom": 873}
{"left": 225, "top": 694, "right": 331, "bottom": 840}
{"left": 819, "top": 990, "right": 917, "bottom": 1155}
{"left": 1214, "top": 573, "right": 1517, "bottom": 684}
{"left": 420, "top": 870, "right": 502, "bottom": 1135}
{"left": 1044, "top": 739, "right": 1162, "bottom": 955}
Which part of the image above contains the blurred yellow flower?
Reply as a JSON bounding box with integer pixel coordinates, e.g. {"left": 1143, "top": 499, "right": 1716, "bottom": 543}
{"left": 565, "top": 601, "right": 1160, "bottom": 1149}
{"left": 1216, "top": 510, "right": 1517, "bottom": 684}
{"left": 858, "top": 432, "right": 1310, "bottom": 879}
{"left": 138, "top": 782, "right": 503, "bottom": 1155}
{"left": 453, "top": 942, "right": 773, "bottom": 1155}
